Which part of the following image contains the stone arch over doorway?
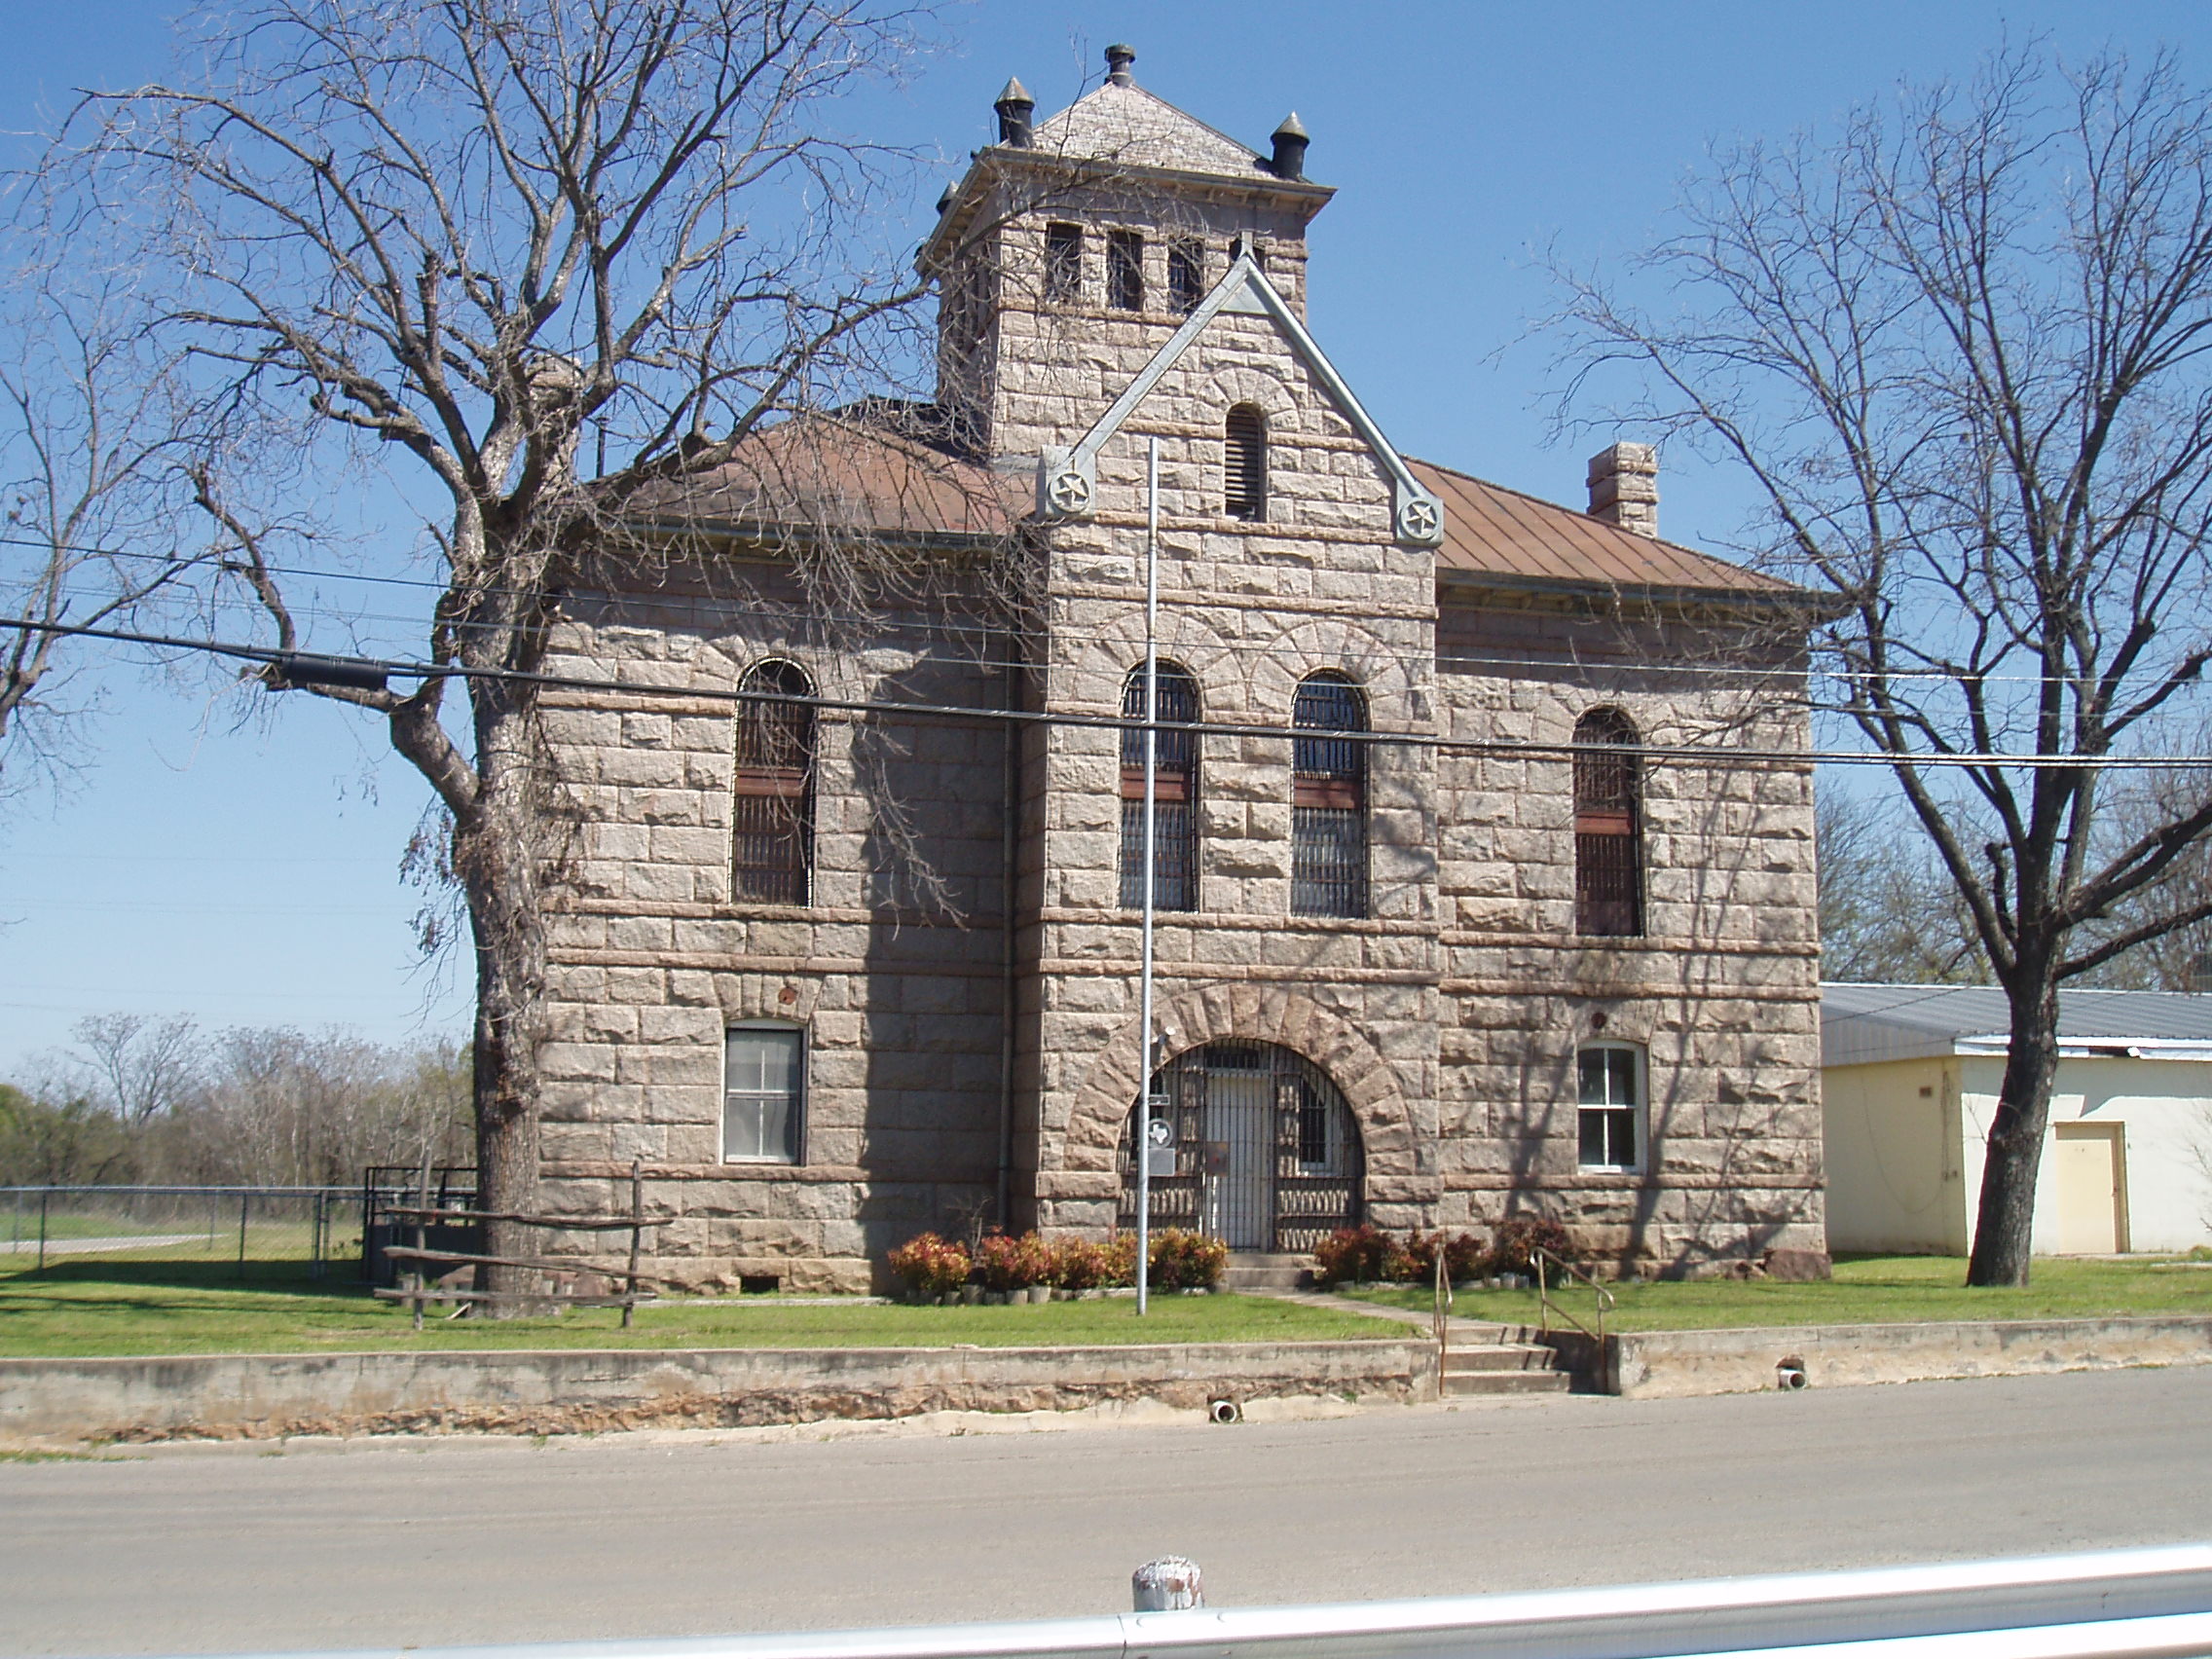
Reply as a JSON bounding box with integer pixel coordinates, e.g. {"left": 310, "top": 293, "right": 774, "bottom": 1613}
{"left": 1042, "top": 986, "right": 1419, "bottom": 1237}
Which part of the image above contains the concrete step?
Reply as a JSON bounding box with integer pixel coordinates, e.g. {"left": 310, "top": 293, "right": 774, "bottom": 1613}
{"left": 1223, "top": 1254, "right": 1311, "bottom": 1291}
{"left": 1442, "top": 1343, "right": 1561, "bottom": 1374}
{"left": 1442, "top": 1367, "right": 1573, "bottom": 1397}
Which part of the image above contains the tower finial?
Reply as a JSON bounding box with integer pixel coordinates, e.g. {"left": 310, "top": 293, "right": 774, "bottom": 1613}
{"left": 1104, "top": 44, "right": 1135, "bottom": 86}
{"left": 994, "top": 76, "right": 1034, "bottom": 147}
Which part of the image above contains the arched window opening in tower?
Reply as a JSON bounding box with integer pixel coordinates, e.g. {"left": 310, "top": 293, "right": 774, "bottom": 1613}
{"left": 1293, "top": 672, "right": 1368, "bottom": 918}
{"left": 1044, "top": 222, "right": 1082, "bottom": 302}
{"left": 1120, "top": 661, "right": 1200, "bottom": 911}
{"left": 1168, "top": 238, "right": 1205, "bottom": 313}
{"left": 1225, "top": 404, "right": 1267, "bottom": 521}
{"left": 732, "top": 660, "right": 815, "bottom": 905}
{"left": 1574, "top": 707, "right": 1644, "bottom": 937}
{"left": 1108, "top": 228, "right": 1145, "bottom": 312}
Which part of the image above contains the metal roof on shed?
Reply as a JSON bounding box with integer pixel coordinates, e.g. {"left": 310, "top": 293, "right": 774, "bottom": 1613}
{"left": 1822, "top": 981, "right": 2212, "bottom": 1068}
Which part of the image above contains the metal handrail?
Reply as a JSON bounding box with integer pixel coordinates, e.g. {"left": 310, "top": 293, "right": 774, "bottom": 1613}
{"left": 1530, "top": 1243, "right": 1615, "bottom": 1342}
{"left": 1430, "top": 1241, "right": 1452, "bottom": 1394}
{"left": 148, "top": 1545, "right": 2212, "bottom": 1659}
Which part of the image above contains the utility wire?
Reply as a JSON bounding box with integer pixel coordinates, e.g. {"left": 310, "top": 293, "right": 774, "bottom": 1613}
{"left": 8, "top": 611, "right": 2210, "bottom": 773}
{"left": 13, "top": 526, "right": 2207, "bottom": 690}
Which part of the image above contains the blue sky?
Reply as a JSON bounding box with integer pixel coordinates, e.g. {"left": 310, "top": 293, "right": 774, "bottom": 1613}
{"left": 5, "top": 0, "right": 2212, "bottom": 1074}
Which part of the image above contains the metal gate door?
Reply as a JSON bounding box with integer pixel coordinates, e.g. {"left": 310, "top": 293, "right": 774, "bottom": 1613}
{"left": 1120, "top": 1043, "right": 1364, "bottom": 1250}
{"left": 1202, "top": 1068, "right": 1272, "bottom": 1250}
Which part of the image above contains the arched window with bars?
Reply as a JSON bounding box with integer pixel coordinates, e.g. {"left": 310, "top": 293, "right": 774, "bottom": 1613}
{"left": 1573, "top": 708, "right": 1643, "bottom": 937}
{"left": 732, "top": 660, "right": 815, "bottom": 905}
{"left": 1120, "top": 662, "right": 1199, "bottom": 911}
{"left": 1224, "top": 404, "right": 1266, "bottom": 521}
{"left": 1293, "top": 672, "right": 1368, "bottom": 918}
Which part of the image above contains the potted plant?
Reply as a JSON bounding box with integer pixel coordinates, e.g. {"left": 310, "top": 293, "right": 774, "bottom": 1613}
{"left": 885, "top": 1232, "right": 972, "bottom": 1304}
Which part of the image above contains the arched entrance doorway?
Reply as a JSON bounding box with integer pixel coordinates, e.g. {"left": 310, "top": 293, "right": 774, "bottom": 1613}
{"left": 1119, "top": 1043, "right": 1364, "bottom": 1251}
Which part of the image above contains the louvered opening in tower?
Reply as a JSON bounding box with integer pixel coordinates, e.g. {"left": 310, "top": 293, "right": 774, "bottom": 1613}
{"left": 1224, "top": 405, "right": 1266, "bottom": 521}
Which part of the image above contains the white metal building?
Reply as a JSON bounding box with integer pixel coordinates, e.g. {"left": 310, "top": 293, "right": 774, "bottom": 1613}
{"left": 1822, "top": 982, "right": 2212, "bottom": 1255}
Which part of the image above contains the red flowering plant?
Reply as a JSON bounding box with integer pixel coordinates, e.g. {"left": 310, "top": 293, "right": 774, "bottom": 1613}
{"left": 1313, "top": 1224, "right": 1409, "bottom": 1286}
{"left": 1052, "top": 1237, "right": 1115, "bottom": 1292}
{"left": 1404, "top": 1231, "right": 1486, "bottom": 1285}
{"left": 886, "top": 1233, "right": 972, "bottom": 1300}
{"left": 1147, "top": 1228, "right": 1230, "bottom": 1291}
{"left": 1485, "top": 1214, "right": 1575, "bottom": 1276}
{"left": 975, "top": 1231, "right": 1055, "bottom": 1292}
{"left": 1102, "top": 1231, "right": 1140, "bottom": 1288}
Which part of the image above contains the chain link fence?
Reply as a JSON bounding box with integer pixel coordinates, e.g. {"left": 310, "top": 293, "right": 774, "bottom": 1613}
{"left": 0, "top": 1186, "right": 365, "bottom": 1278}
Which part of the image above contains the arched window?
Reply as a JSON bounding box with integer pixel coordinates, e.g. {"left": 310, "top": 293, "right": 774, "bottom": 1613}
{"left": 732, "top": 660, "right": 814, "bottom": 905}
{"left": 1120, "top": 662, "right": 1199, "bottom": 911}
{"left": 1573, "top": 708, "right": 1642, "bottom": 937}
{"left": 1224, "top": 405, "right": 1266, "bottom": 521}
{"left": 1293, "top": 673, "right": 1368, "bottom": 918}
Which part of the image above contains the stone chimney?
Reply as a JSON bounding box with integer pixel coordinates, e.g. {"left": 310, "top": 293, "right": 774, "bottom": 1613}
{"left": 1587, "top": 442, "right": 1659, "bottom": 538}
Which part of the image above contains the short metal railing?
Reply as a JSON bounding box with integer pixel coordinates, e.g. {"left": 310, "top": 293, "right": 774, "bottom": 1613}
{"left": 144, "top": 1544, "right": 2212, "bottom": 1659}
{"left": 1530, "top": 1242, "right": 1615, "bottom": 1342}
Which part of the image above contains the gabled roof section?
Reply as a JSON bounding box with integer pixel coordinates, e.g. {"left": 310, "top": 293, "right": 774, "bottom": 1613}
{"left": 1413, "top": 458, "right": 1793, "bottom": 599}
{"left": 1030, "top": 78, "right": 1275, "bottom": 181}
{"left": 1823, "top": 981, "right": 2212, "bottom": 1067}
{"left": 1037, "top": 254, "right": 1444, "bottom": 548}
{"left": 618, "top": 412, "right": 1020, "bottom": 547}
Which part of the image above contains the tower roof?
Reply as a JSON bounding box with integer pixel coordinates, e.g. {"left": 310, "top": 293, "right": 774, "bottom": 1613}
{"left": 1029, "top": 76, "right": 1278, "bottom": 182}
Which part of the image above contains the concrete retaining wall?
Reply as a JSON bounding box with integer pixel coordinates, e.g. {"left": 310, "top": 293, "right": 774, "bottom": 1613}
{"left": 0, "top": 1340, "right": 1432, "bottom": 1445}
{"left": 1604, "top": 1315, "right": 2212, "bottom": 1398}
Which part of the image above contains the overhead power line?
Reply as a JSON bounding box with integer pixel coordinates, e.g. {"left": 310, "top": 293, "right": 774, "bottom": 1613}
{"left": 12, "top": 526, "right": 2210, "bottom": 690}
{"left": 6, "top": 611, "right": 2210, "bottom": 773}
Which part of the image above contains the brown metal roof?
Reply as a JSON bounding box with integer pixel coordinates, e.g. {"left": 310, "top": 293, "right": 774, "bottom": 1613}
{"left": 1409, "top": 457, "right": 1789, "bottom": 597}
{"left": 621, "top": 413, "right": 1020, "bottom": 543}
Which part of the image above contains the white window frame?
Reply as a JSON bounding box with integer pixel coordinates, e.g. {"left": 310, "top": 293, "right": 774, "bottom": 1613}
{"left": 723, "top": 1021, "right": 805, "bottom": 1164}
{"left": 1575, "top": 1041, "right": 1645, "bottom": 1173}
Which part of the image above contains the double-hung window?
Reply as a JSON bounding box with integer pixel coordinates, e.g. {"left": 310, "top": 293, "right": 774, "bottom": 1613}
{"left": 724, "top": 1024, "right": 803, "bottom": 1163}
{"left": 1577, "top": 1043, "right": 1643, "bottom": 1171}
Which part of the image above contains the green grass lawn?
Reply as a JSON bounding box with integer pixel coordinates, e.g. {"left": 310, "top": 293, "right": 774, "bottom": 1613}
{"left": 0, "top": 1261, "right": 1394, "bottom": 1357}
{"left": 1343, "top": 1253, "right": 2212, "bottom": 1332}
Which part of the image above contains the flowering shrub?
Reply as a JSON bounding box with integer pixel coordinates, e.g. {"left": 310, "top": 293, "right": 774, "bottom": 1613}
{"left": 1312, "top": 1224, "right": 1412, "bottom": 1286}
{"left": 1052, "top": 1237, "right": 1116, "bottom": 1292}
{"left": 975, "top": 1230, "right": 1055, "bottom": 1291}
{"left": 1403, "top": 1231, "right": 1486, "bottom": 1285}
{"left": 1102, "top": 1231, "right": 1140, "bottom": 1288}
{"left": 1485, "top": 1213, "right": 1576, "bottom": 1276}
{"left": 1147, "top": 1227, "right": 1230, "bottom": 1290}
{"left": 886, "top": 1232, "right": 971, "bottom": 1298}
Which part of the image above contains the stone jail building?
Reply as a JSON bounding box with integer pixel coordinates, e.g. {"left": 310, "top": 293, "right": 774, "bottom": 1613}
{"left": 535, "top": 48, "right": 1827, "bottom": 1291}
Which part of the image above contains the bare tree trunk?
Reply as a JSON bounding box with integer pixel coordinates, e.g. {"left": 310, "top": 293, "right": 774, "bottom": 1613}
{"left": 1967, "top": 968, "right": 2061, "bottom": 1287}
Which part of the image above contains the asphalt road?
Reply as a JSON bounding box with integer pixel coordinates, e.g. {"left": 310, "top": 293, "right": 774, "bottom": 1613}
{"left": 5, "top": 1366, "right": 2210, "bottom": 1658}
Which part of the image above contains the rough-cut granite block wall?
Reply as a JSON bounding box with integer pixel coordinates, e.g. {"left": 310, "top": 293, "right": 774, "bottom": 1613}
{"left": 520, "top": 97, "right": 1825, "bottom": 1290}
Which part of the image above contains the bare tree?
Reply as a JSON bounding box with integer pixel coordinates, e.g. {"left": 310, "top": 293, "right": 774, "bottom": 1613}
{"left": 1817, "top": 788, "right": 1990, "bottom": 983}
{"left": 69, "top": 1012, "right": 202, "bottom": 1130}
{"left": 1556, "top": 47, "right": 2212, "bottom": 1284}
{"left": 0, "top": 274, "right": 208, "bottom": 793}
{"left": 42, "top": 0, "right": 956, "bottom": 1301}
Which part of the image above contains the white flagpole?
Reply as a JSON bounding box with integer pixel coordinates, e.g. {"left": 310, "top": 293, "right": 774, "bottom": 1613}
{"left": 1136, "top": 437, "right": 1160, "bottom": 1318}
